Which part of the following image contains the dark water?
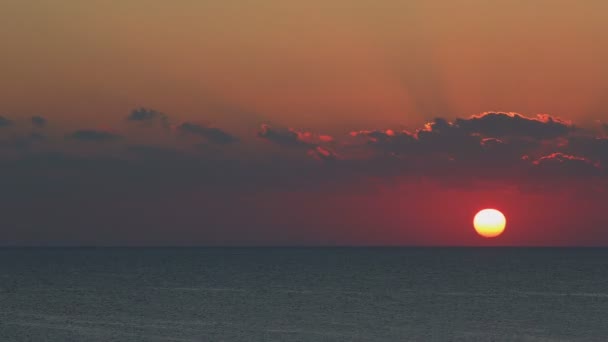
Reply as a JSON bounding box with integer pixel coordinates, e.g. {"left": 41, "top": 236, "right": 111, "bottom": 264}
{"left": 1, "top": 248, "right": 607, "bottom": 341}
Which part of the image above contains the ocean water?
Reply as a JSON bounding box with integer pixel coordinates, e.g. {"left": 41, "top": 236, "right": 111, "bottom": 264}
{"left": 0, "top": 248, "right": 607, "bottom": 341}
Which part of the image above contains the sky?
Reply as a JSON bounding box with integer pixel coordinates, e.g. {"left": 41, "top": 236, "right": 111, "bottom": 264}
{"left": 1, "top": 0, "right": 608, "bottom": 245}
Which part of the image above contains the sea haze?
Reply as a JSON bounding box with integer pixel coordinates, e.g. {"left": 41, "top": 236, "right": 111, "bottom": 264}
{"left": 0, "top": 247, "right": 607, "bottom": 341}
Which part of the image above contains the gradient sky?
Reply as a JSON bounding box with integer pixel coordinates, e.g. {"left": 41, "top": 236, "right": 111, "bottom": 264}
{"left": 1, "top": 0, "right": 608, "bottom": 245}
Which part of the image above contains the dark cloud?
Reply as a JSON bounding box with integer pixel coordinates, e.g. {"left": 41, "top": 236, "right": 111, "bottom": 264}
{"left": 258, "top": 124, "right": 338, "bottom": 161}
{"left": 0, "top": 116, "right": 13, "bottom": 127}
{"left": 479, "top": 137, "right": 537, "bottom": 160}
{"left": 31, "top": 116, "right": 47, "bottom": 128}
{"left": 66, "top": 129, "right": 121, "bottom": 142}
{"left": 126, "top": 108, "right": 169, "bottom": 127}
{"left": 351, "top": 120, "right": 485, "bottom": 160}
{"left": 566, "top": 136, "right": 608, "bottom": 162}
{"left": 257, "top": 124, "right": 312, "bottom": 148}
{"left": 177, "top": 122, "right": 238, "bottom": 144}
{"left": 531, "top": 153, "right": 602, "bottom": 177}
{"left": 416, "top": 118, "right": 484, "bottom": 156}
{"left": 257, "top": 124, "right": 335, "bottom": 147}
{"left": 350, "top": 129, "right": 416, "bottom": 155}
{"left": 344, "top": 113, "right": 608, "bottom": 191}
{"left": 0, "top": 110, "right": 605, "bottom": 198}
{"left": 351, "top": 113, "right": 571, "bottom": 162}
{"left": 455, "top": 112, "right": 573, "bottom": 139}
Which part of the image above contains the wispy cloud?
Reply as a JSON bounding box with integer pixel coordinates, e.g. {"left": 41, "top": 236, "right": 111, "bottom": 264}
{"left": 177, "top": 122, "right": 238, "bottom": 144}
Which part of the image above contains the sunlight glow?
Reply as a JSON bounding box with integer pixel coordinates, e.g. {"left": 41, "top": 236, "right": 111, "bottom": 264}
{"left": 474, "top": 209, "right": 506, "bottom": 238}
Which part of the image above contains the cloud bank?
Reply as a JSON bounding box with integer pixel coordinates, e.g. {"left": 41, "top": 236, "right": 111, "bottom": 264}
{"left": 0, "top": 109, "right": 606, "bottom": 245}
{"left": 0, "top": 110, "right": 603, "bottom": 184}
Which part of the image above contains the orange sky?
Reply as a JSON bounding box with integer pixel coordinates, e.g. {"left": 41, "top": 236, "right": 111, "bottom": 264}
{"left": 2, "top": 0, "right": 608, "bottom": 133}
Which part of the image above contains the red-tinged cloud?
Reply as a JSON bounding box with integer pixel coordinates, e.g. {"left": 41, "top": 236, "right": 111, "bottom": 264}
{"left": 318, "top": 135, "right": 334, "bottom": 143}
{"left": 351, "top": 113, "right": 575, "bottom": 161}
{"left": 350, "top": 129, "right": 414, "bottom": 142}
{"left": 342, "top": 112, "right": 608, "bottom": 194}
{"left": 350, "top": 129, "right": 416, "bottom": 156}
{"left": 532, "top": 152, "right": 601, "bottom": 176}
{"left": 258, "top": 124, "right": 337, "bottom": 161}
{"left": 308, "top": 146, "right": 339, "bottom": 161}
{"left": 455, "top": 112, "right": 573, "bottom": 139}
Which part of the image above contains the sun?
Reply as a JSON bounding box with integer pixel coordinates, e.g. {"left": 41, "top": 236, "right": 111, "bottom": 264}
{"left": 473, "top": 209, "right": 506, "bottom": 238}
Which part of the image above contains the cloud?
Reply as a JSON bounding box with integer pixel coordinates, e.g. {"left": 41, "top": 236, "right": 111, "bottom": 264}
{"left": 566, "top": 136, "right": 608, "bottom": 162}
{"left": 66, "top": 129, "right": 121, "bottom": 142}
{"left": 416, "top": 118, "right": 484, "bottom": 156}
{"left": 257, "top": 124, "right": 312, "bottom": 148}
{"left": 531, "top": 152, "right": 602, "bottom": 177}
{"left": 176, "top": 122, "right": 238, "bottom": 144}
{"left": 308, "top": 146, "right": 339, "bottom": 162}
{"left": 0, "top": 116, "right": 13, "bottom": 127}
{"left": 351, "top": 120, "right": 484, "bottom": 159}
{"left": 343, "top": 113, "right": 608, "bottom": 190}
{"left": 258, "top": 124, "right": 338, "bottom": 161}
{"left": 0, "top": 110, "right": 605, "bottom": 196}
{"left": 350, "top": 129, "right": 416, "bottom": 154}
{"left": 455, "top": 112, "right": 573, "bottom": 139}
{"left": 126, "top": 108, "right": 169, "bottom": 127}
{"left": 31, "top": 116, "right": 47, "bottom": 128}
{"left": 350, "top": 113, "right": 573, "bottom": 163}
{"left": 257, "top": 124, "right": 336, "bottom": 147}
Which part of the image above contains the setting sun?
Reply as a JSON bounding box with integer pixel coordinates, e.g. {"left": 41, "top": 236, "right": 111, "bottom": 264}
{"left": 474, "top": 209, "right": 506, "bottom": 238}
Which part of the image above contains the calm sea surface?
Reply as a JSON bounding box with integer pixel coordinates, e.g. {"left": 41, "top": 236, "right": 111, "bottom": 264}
{"left": 0, "top": 248, "right": 607, "bottom": 341}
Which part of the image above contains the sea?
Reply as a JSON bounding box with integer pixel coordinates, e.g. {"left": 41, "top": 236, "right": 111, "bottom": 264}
{"left": 0, "top": 247, "right": 607, "bottom": 341}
